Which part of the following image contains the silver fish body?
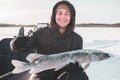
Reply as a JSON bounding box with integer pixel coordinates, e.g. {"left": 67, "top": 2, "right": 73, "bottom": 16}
{"left": 11, "top": 49, "right": 110, "bottom": 74}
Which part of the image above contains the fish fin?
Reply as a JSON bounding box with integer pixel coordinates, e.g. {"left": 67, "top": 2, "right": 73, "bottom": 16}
{"left": 55, "top": 67, "right": 61, "bottom": 71}
{"left": 12, "top": 60, "right": 26, "bottom": 67}
{"left": 55, "top": 61, "right": 74, "bottom": 71}
{"left": 26, "top": 53, "right": 44, "bottom": 62}
{"left": 29, "top": 68, "right": 42, "bottom": 74}
{"left": 55, "top": 64, "right": 67, "bottom": 71}
{"left": 29, "top": 68, "right": 55, "bottom": 74}
{"left": 83, "top": 63, "right": 90, "bottom": 72}
{"left": 11, "top": 60, "right": 29, "bottom": 74}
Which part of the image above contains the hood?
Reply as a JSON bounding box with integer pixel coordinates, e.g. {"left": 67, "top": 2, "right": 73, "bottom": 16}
{"left": 50, "top": 0, "right": 76, "bottom": 32}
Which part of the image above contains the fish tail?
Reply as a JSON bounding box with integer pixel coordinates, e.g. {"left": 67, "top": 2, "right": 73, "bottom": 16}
{"left": 11, "top": 60, "right": 30, "bottom": 74}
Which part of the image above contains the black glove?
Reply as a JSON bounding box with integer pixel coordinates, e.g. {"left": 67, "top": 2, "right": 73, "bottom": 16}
{"left": 31, "top": 69, "right": 58, "bottom": 80}
{"left": 56, "top": 63, "right": 89, "bottom": 80}
{"left": 10, "top": 36, "right": 30, "bottom": 53}
{"left": 55, "top": 62, "right": 79, "bottom": 76}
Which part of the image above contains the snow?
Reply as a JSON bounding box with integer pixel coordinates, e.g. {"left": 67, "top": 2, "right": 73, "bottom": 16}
{"left": 0, "top": 26, "right": 120, "bottom": 80}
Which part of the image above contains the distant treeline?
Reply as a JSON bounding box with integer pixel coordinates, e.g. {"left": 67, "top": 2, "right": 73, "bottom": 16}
{"left": 0, "top": 23, "right": 120, "bottom": 27}
{"left": 75, "top": 23, "right": 120, "bottom": 27}
{"left": 0, "top": 23, "right": 35, "bottom": 27}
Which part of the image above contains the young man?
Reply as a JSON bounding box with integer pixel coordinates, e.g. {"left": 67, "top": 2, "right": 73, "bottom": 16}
{"left": 9, "top": 0, "right": 89, "bottom": 80}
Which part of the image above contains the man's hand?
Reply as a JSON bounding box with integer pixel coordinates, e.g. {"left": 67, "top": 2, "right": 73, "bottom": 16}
{"left": 10, "top": 36, "right": 30, "bottom": 53}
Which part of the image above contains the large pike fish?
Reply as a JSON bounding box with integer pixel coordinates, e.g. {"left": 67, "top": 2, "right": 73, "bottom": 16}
{"left": 11, "top": 49, "right": 111, "bottom": 74}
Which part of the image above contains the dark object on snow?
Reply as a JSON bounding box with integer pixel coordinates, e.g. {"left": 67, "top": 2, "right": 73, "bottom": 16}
{"left": 0, "top": 38, "right": 30, "bottom": 76}
{"left": 0, "top": 38, "right": 16, "bottom": 76}
{"left": 18, "top": 27, "right": 24, "bottom": 37}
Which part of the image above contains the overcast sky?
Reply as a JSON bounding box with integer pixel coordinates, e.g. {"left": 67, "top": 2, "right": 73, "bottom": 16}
{"left": 0, "top": 0, "right": 120, "bottom": 24}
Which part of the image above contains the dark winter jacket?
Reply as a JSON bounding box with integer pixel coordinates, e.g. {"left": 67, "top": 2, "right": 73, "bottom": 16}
{"left": 25, "top": 25, "right": 83, "bottom": 55}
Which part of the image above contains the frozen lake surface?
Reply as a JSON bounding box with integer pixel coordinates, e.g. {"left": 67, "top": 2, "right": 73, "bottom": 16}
{"left": 0, "top": 27, "right": 120, "bottom": 80}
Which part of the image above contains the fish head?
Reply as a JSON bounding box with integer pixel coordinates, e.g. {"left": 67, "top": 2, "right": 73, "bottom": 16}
{"left": 92, "top": 51, "right": 111, "bottom": 61}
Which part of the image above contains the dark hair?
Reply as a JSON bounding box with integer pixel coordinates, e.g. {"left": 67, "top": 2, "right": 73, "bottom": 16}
{"left": 50, "top": 0, "right": 76, "bottom": 31}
